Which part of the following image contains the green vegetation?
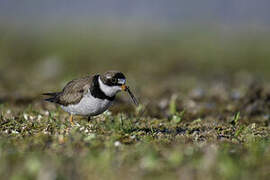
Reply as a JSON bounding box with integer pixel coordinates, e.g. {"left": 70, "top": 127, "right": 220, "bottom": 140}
{"left": 0, "top": 28, "right": 270, "bottom": 179}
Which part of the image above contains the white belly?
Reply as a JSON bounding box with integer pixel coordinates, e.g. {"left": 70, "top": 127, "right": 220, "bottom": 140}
{"left": 61, "top": 93, "right": 113, "bottom": 116}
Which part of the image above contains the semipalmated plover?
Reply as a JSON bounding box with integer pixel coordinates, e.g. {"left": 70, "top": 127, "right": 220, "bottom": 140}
{"left": 43, "top": 71, "right": 138, "bottom": 125}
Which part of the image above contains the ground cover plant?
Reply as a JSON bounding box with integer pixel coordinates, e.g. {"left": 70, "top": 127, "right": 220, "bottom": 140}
{"left": 0, "top": 29, "right": 270, "bottom": 179}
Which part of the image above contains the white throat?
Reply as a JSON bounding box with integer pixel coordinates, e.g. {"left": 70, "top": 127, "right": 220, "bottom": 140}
{"left": 98, "top": 76, "right": 122, "bottom": 97}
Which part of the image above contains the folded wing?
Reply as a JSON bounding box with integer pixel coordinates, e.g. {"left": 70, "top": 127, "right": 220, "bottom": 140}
{"left": 43, "top": 75, "right": 93, "bottom": 106}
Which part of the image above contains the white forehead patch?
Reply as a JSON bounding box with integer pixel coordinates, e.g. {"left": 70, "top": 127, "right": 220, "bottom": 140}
{"left": 118, "top": 79, "right": 126, "bottom": 85}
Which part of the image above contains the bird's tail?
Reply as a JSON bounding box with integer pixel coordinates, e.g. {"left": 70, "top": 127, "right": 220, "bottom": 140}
{"left": 42, "top": 92, "right": 60, "bottom": 103}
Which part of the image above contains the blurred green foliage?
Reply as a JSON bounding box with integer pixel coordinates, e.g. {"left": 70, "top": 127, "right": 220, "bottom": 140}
{"left": 1, "top": 27, "right": 270, "bottom": 96}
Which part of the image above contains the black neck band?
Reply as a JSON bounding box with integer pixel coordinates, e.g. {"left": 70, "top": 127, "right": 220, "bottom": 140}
{"left": 90, "top": 75, "right": 115, "bottom": 101}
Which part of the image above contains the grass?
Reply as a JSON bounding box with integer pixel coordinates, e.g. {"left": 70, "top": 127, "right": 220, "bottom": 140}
{"left": 0, "top": 103, "right": 269, "bottom": 180}
{"left": 0, "top": 27, "right": 270, "bottom": 179}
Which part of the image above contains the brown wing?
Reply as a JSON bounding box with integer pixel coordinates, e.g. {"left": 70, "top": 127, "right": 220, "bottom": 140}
{"left": 57, "top": 75, "right": 93, "bottom": 106}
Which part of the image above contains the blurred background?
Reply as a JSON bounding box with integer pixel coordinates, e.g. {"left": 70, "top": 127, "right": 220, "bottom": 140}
{"left": 1, "top": 2, "right": 270, "bottom": 179}
{"left": 0, "top": 0, "right": 270, "bottom": 102}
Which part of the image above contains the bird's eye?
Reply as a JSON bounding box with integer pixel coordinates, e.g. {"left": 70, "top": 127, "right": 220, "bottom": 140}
{"left": 111, "top": 78, "right": 117, "bottom": 83}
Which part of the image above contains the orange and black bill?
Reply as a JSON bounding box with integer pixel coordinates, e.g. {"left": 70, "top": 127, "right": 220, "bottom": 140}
{"left": 122, "top": 85, "right": 139, "bottom": 106}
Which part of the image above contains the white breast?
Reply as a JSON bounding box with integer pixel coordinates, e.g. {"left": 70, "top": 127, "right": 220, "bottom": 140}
{"left": 61, "top": 92, "right": 113, "bottom": 116}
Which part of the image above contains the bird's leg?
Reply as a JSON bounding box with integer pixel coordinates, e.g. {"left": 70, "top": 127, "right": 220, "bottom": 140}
{"left": 88, "top": 116, "right": 91, "bottom": 122}
{"left": 69, "top": 114, "right": 74, "bottom": 126}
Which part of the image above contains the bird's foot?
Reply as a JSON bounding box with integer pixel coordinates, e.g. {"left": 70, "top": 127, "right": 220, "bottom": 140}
{"left": 69, "top": 115, "right": 75, "bottom": 126}
{"left": 88, "top": 116, "right": 91, "bottom": 122}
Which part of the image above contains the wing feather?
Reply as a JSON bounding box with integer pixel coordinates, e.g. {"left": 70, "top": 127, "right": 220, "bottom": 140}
{"left": 57, "top": 75, "right": 93, "bottom": 106}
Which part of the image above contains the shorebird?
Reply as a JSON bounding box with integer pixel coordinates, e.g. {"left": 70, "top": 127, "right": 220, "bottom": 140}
{"left": 43, "top": 71, "right": 138, "bottom": 125}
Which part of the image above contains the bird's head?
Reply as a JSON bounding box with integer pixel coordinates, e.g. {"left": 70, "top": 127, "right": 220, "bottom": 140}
{"left": 99, "top": 71, "right": 138, "bottom": 105}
